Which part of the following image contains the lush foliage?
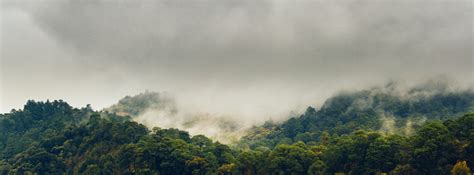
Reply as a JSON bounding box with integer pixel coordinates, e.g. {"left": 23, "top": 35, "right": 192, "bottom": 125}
{"left": 1, "top": 91, "right": 473, "bottom": 174}
{"left": 106, "top": 91, "right": 177, "bottom": 117}
{"left": 240, "top": 87, "right": 474, "bottom": 148}
{"left": 0, "top": 101, "right": 236, "bottom": 174}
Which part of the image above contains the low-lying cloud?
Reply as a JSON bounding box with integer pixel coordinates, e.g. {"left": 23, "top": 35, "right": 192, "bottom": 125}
{"left": 1, "top": 0, "right": 472, "bottom": 122}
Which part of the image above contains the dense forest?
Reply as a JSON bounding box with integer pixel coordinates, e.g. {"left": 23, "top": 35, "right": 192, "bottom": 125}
{"left": 240, "top": 85, "right": 474, "bottom": 149}
{"left": 1, "top": 86, "right": 473, "bottom": 174}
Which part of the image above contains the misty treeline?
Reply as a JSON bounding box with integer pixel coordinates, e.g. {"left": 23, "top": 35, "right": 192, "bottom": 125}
{"left": 0, "top": 85, "right": 473, "bottom": 174}
{"left": 105, "top": 91, "right": 243, "bottom": 142}
{"left": 240, "top": 83, "right": 474, "bottom": 149}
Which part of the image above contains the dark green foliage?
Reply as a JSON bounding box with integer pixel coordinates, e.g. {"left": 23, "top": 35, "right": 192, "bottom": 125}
{"left": 409, "top": 121, "right": 459, "bottom": 174}
{"left": 1, "top": 98, "right": 473, "bottom": 174}
{"left": 444, "top": 113, "right": 474, "bottom": 169}
{"left": 240, "top": 88, "right": 474, "bottom": 148}
{"left": 0, "top": 100, "right": 88, "bottom": 159}
{"left": 106, "top": 91, "right": 176, "bottom": 117}
{"left": 0, "top": 100, "right": 236, "bottom": 174}
{"left": 267, "top": 142, "right": 318, "bottom": 174}
{"left": 322, "top": 131, "right": 407, "bottom": 174}
{"left": 320, "top": 113, "right": 474, "bottom": 175}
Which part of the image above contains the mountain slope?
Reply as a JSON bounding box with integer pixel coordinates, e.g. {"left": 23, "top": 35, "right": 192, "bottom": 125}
{"left": 0, "top": 101, "right": 237, "bottom": 174}
{"left": 1, "top": 99, "right": 473, "bottom": 174}
{"left": 240, "top": 84, "right": 474, "bottom": 148}
{"left": 105, "top": 91, "right": 244, "bottom": 143}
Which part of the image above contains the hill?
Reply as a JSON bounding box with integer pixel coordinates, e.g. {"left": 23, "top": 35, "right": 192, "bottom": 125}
{"left": 105, "top": 91, "right": 244, "bottom": 143}
{"left": 0, "top": 100, "right": 237, "bottom": 174}
{"left": 240, "top": 83, "right": 474, "bottom": 148}
{"left": 1, "top": 83, "right": 473, "bottom": 174}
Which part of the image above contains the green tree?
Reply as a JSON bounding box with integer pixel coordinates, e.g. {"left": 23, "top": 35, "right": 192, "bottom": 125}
{"left": 268, "top": 142, "right": 317, "bottom": 174}
{"left": 186, "top": 156, "right": 211, "bottom": 175}
{"left": 218, "top": 163, "right": 237, "bottom": 175}
{"left": 307, "top": 159, "right": 328, "bottom": 175}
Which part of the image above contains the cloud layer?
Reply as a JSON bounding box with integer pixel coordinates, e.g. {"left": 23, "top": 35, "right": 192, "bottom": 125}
{"left": 1, "top": 0, "right": 472, "bottom": 121}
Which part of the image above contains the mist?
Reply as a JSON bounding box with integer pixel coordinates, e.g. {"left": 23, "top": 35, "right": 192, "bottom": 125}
{"left": 100, "top": 78, "right": 472, "bottom": 143}
{"left": 1, "top": 0, "right": 472, "bottom": 125}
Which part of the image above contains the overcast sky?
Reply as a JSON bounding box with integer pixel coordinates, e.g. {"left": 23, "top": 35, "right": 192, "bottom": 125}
{"left": 1, "top": 0, "right": 472, "bottom": 120}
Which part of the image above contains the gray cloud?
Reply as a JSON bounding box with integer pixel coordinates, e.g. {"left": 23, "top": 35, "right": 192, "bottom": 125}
{"left": 1, "top": 0, "right": 472, "bottom": 121}
{"left": 13, "top": 0, "right": 473, "bottom": 77}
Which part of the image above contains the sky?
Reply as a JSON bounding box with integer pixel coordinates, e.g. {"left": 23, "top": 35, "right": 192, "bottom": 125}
{"left": 0, "top": 0, "right": 473, "bottom": 121}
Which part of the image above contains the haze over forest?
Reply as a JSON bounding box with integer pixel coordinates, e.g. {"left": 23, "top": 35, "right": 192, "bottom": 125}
{"left": 1, "top": 0, "right": 472, "bottom": 119}
{"left": 1, "top": 0, "right": 474, "bottom": 174}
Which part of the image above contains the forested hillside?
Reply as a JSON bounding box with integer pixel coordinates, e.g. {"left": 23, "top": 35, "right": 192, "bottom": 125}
{"left": 105, "top": 91, "right": 244, "bottom": 143}
{"left": 1, "top": 89, "right": 473, "bottom": 174}
{"left": 106, "top": 91, "right": 177, "bottom": 117}
{"left": 0, "top": 100, "right": 236, "bottom": 174}
{"left": 240, "top": 85, "right": 474, "bottom": 148}
{"left": 3, "top": 0, "right": 471, "bottom": 174}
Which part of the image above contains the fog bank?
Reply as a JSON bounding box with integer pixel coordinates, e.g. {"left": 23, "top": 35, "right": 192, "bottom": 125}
{"left": 1, "top": 0, "right": 472, "bottom": 119}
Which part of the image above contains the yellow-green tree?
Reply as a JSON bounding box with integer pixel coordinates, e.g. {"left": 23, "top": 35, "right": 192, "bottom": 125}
{"left": 186, "top": 156, "right": 211, "bottom": 175}
{"left": 451, "top": 161, "right": 471, "bottom": 175}
{"left": 218, "top": 163, "right": 237, "bottom": 175}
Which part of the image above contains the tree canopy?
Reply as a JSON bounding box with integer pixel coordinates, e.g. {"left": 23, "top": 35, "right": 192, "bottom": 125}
{"left": 0, "top": 90, "right": 473, "bottom": 174}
